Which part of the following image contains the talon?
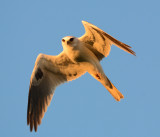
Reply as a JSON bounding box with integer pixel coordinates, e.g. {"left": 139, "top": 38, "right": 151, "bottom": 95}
{"left": 95, "top": 74, "right": 101, "bottom": 80}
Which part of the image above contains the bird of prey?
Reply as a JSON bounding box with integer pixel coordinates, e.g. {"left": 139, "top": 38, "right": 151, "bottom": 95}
{"left": 27, "top": 21, "right": 135, "bottom": 132}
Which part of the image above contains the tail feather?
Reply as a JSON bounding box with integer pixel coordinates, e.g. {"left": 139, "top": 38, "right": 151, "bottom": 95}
{"left": 88, "top": 61, "right": 124, "bottom": 101}
{"left": 103, "top": 76, "right": 124, "bottom": 101}
{"left": 91, "top": 72, "right": 124, "bottom": 101}
{"left": 103, "top": 83, "right": 124, "bottom": 101}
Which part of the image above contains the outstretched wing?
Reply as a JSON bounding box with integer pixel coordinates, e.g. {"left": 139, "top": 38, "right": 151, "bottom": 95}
{"left": 27, "top": 52, "right": 86, "bottom": 132}
{"left": 79, "top": 21, "right": 135, "bottom": 60}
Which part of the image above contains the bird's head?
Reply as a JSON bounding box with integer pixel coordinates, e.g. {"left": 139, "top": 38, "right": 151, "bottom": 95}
{"left": 61, "top": 36, "right": 79, "bottom": 48}
{"left": 61, "top": 36, "right": 82, "bottom": 61}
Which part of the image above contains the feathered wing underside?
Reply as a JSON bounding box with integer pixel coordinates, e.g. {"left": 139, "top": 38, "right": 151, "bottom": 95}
{"left": 27, "top": 52, "right": 86, "bottom": 132}
{"left": 79, "top": 21, "right": 135, "bottom": 60}
{"left": 27, "top": 66, "right": 66, "bottom": 132}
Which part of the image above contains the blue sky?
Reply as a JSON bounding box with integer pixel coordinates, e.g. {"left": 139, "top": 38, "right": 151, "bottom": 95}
{"left": 1, "top": 0, "right": 160, "bottom": 137}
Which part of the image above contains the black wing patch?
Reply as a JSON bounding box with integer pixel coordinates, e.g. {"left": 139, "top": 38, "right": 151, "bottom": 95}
{"left": 35, "top": 68, "right": 43, "bottom": 81}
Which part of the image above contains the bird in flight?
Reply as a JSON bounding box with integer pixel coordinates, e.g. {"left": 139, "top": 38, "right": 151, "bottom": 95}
{"left": 27, "top": 21, "right": 136, "bottom": 132}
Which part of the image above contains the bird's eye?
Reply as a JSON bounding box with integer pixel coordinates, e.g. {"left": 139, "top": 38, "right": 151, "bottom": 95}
{"left": 70, "top": 38, "right": 74, "bottom": 42}
{"left": 62, "top": 39, "right": 65, "bottom": 42}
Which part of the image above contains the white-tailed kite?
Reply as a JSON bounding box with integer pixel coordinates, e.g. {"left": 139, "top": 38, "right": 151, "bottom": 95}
{"left": 27, "top": 21, "right": 135, "bottom": 132}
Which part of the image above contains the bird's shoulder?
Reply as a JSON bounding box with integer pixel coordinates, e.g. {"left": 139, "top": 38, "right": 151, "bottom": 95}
{"left": 34, "top": 52, "right": 73, "bottom": 70}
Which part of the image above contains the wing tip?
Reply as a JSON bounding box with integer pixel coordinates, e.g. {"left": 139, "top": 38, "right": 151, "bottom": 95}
{"left": 81, "top": 20, "right": 136, "bottom": 57}
{"left": 133, "top": 51, "right": 136, "bottom": 56}
{"left": 129, "top": 49, "right": 136, "bottom": 56}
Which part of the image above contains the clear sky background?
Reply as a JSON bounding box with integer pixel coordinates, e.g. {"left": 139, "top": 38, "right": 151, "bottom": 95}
{"left": 1, "top": 0, "right": 160, "bottom": 137}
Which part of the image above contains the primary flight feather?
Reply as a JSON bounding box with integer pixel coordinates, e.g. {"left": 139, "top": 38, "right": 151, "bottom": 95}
{"left": 27, "top": 21, "right": 136, "bottom": 132}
